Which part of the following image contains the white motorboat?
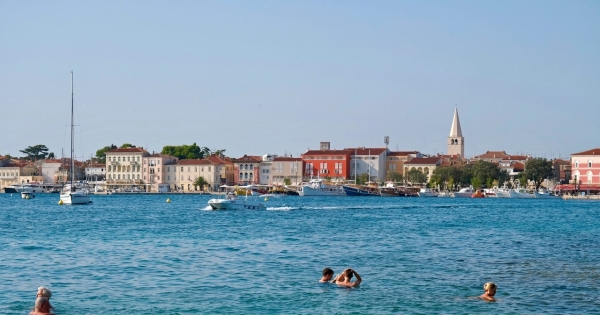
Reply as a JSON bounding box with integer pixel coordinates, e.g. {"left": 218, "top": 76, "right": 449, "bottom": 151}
{"left": 4, "top": 184, "right": 23, "bottom": 193}
{"left": 17, "top": 184, "right": 45, "bottom": 194}
{"left": 535, "top": 188, "right": 558, "bottom": 198}
{"left": 59, "top": 72, "right": 91, "bottom": 205}
{"left": 509, "top": 187, "right": 536, "bottom": 199}
{"left": 208, "top": 192, "right": 266, "bottom": 210}
{"left": 297, "top": 178, "right": 344, "bottom": 196}
{"left": 418, "top": 187, "right": 439, "bottom": 197}
{"left": 453, "top": 187, "right": 475, "bottom": 198}
{"left": 485, "top": 186, "right": 511, "bottom": 198}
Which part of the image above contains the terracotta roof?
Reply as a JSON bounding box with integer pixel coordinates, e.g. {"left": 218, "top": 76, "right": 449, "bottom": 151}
{"left": 303, "top": 149, "right": 353, "bottom": 156}
{"left": 387, "top": 151, "right": 419, "bottom": 157}
{"left": 344, "top": 148, "right": 388, "bottom": 155}
{"left": 572, "top": 148, "right": 600, "bottom": 156}
{"left": 177, "top": 159, "right": 213, "bottom": 165}
{"left": 206, "top": 155, "right": 232, "bottom": 164}
{"left": 405, "top": 157, "right": 441, "bottom": 165}
{"left": 473, "top": 151, "right": 509, "bottom": 159}
{"left": 86, "top": 164, "right": 106, "bottom": 168}
{"left": 273, "top": 157, "right": 302, "bottom": 162}
{"left": 148, "top": 153, "right": 176, "bottom": 158}
{"left": 504, "top": 155, "right": 528, "bottom": 161}
{"left": 232, "top": 155, "right": 262, "bottom": 163}
{"left": 42, "top": 159, "right": 64, "bottom": 164}
{"left": 107, "top": 147, "right": 149, "bottom": 153}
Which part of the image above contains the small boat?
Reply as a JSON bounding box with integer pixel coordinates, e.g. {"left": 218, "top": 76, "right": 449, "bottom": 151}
{"left": 418, "top": 187, "right": 439, "bottom": 197}
{"left": 509, "top": 187, "right": 536, "bottom": 199}
{"left": 208, "top": 192, "right": 266, "bottom": 210}
{"left": 379, "top": 182, "right": 399, "bottom": 197}
{"left": 453, "top": 187, "right": 475, "bottom": 198}
{"left": 21, "top": 192, "right": 35, "bottom": 199}
{"left": 297, "top": 178, "right": 344, "bottom": 196}
{"left": 471, "top": 190, "right": 485, "bottom": 198}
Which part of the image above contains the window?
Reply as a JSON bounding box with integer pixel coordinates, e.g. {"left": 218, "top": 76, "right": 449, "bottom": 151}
{"left": 589, "top": 160, "right": 593, "bottom": 168}
{"left": 276, "top": 163, "right": 283, "bottom": 174}
{"left": 137, "top": 174, "right": 140, "bottom": 179}
{"left": 195, "top": 167, "right": 197, "bottom": 172}
{"left": 575, "top": 160, "right": 579, "bottom": 168}
{"left": 188, "top": 167, "right": 190, "bottom": 172}
{"left": 168, "top": 176, "right": 170, "bottom": 180}
{"left": 587, "top": 171, "right": 593, "bottom": 183}
{"left": 181, "top": 167, "right": 183, "bottom": 171}
{"left": 167, "top": 167, "right": 170, "bottom": 172}
{"left": 208, "top": 167, "right": 211, "bottom": 171}
{"left": 305, "top": 163, "right": 313, "bottom": 175}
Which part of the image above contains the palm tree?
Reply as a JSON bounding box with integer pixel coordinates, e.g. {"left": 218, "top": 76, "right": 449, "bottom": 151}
{"left": 193, "top": 176, "right": 208, "bottom": 191}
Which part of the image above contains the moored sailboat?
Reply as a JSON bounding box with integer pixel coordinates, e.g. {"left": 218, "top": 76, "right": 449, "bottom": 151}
{"left": 59, "top": 72, "right": 91, "bottom": 205}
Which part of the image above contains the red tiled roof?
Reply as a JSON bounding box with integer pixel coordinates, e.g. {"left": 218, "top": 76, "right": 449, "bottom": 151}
{"left": 387, "top": 151, "right": 419, "bottom": 157}
{"left": 405, "top": 157, "right": 441, "bottom": 165}
{"left": 273, "top": 157, "right": 302, "bottom": 162}
{"left": 232, "top": 155, "right": 262, "bottom": 163}
{"left": 149, "top": 153, "right": 176, "bottom": 158}
{"left": 303, "top": 149, "right": 353, "bottom": 156}
{"left": 177, "top": 159, "right": 213, "bottom": 165}
{"left": 206, "top": 155, "right": 232, "bottom": 164}
{"left": 345, "top": 148, "right": 388, "bottom": 155}
{"left": 572, "top": 148, "right": 600, "bottom": 156}
{"left": 86, "top": 164, "right": 106, "bottom": 168}
{"left": 107, "top": 147, "right": 149, "bottom": 153}
{"left": 504, "top": 155, "right": 528, "bottom": 161}
{"left": 473, "top": 151, "right": 509, "bottom": 159}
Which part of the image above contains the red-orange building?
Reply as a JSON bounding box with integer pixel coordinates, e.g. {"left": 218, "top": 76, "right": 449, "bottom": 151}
{"left": 232, "top": 155, "right": 262, "bottom": 185}
{"left": 301, "top": 148, "right": 353, "bottom": 182}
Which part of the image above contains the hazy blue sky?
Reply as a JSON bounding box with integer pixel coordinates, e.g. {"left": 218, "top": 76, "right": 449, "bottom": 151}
{"left": 2, "top": 1, "right": 599, "bottom": 160}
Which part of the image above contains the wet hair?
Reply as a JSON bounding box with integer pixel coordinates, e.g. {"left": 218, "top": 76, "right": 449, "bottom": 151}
{"left": 37, "top": 286, "right": 52, "bottom": 299}
{"left": 344, "top": 269, "right": 354, "bottom": 279}
{"left": 483, "top": 282, "right": 497, "bottom": 291}
{"left": 322, "top": 268, "right": 334, "bottom": 276}
{"left": 34, "top": 297, "right": 50, "bottom": 312}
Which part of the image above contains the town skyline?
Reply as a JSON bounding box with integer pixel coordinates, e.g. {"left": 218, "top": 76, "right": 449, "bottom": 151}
{"left": 2, "top": 1, "right": 599, "bottom": 159}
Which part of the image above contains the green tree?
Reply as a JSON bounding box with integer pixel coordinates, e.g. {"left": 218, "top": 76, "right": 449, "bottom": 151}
{"left": 385, "top": 170, "right": 403, "bottom": 182}
{"left": 524, "top": 158, "right": 554, "bottom": 189}
{"left": 283, "top": 178, "right": 292, "bottom": 186}
{"left": 4, "top": 154, "right": 11, "bottom": 159}
{"left": 407, "top": 168, "right": 427, "bottom": 185}
{"left": 48, "top": 152, "right": 55, "bottom": 159}
{"left": 96, "top": 144, "right": 117, "bottom": 163}
{"left": 471, "top": 177, "right": 482, "bottom": 189}
{"left": 498, "top": 169, "right": 509, "bottom": 187}
{"left": 120, "top": 143, "right": 136, "bottom": 148}
{"left": 472, "top": 160, "right": 500, "bottom": 188}
{"left": 193, "top": 176, "right": 208, "bottom": 191}
{"left": 356, "top": 173, "right": 370, "bottom": 185}
{"left": 161, "top": 143, "right": 203, "bottom": 159}
{"left": 19, "top": 144, "right": 50, "bottom": 161}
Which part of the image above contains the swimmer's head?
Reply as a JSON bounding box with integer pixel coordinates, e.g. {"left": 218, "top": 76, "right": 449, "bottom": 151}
{"left": 34, "top": 297, "right": 50, "bottom": 313}
{"left": 322, "top": 268, "right": 334, "bottom": 277}
{"left": 37, "top": 286, "right": 52, "bottom": 299}
{"left": 344, "top": 269, "right": 354, "bottom": 279}
{"left": 483, "top": 282, "right": 497, "bottom": 295}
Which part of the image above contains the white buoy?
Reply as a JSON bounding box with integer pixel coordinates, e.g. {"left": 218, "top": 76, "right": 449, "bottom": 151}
{"left": 166, "top": 198, "right": 171, "bottom": 203}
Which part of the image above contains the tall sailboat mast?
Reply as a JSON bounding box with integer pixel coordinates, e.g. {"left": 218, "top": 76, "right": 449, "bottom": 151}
{"left": 70, "top": 71, "right": 74, "bottom": 189}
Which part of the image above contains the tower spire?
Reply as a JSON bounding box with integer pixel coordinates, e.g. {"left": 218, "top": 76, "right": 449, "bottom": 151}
{"left": 449, "top": 107, "right": 462, "bottom": 137}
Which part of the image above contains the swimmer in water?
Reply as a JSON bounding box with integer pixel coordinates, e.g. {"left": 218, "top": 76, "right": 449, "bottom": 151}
{"left": 479, "top": 282, "right": 497, "bottom": 301}
{"left": 31, "top": 286, "right": 54, "bottom": 315}
{"left": 320, "top": 267, "right": 335, "bottom": 283}
{"left": 335, "top": 268, "right": 361, "bottom": 288}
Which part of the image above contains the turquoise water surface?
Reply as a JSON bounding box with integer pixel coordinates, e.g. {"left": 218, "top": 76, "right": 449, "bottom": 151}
{"left": 1, "top": 193, "right": 599, "bottom": 314}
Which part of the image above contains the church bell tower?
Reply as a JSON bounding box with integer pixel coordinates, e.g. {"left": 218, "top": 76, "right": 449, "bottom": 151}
{"left": 447, "top": 108, "right": 464, "bottom": 157}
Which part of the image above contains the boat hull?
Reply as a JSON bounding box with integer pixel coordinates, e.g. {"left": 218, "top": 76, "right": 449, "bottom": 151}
{"left": 60, "top": 192, "right": 91, "bottom": 204}
{"left": 208, "top": 198, "right": 266, "bottom": 210}
{"left": 342, "top": 186, "right": 380, "bottom": 196}
{"left": 297, "top": 186, "right": 344, "bottom": 196}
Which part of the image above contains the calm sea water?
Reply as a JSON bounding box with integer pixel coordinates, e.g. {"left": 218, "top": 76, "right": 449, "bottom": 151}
{"left": 1, "top": 193, "right": 599, "bottom": 314}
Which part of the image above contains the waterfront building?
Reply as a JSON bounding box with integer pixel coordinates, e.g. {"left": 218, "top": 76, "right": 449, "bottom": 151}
{"left": 346, "top": 147, "right": 388, "bottom": 182}
{"left": 447, "top": 108, "right": 464, "bottom": 157}
{"left": 165, "top": 155, "right": 232, "bottom": 192}
{"left": 571, "top": 148, "right": 600, "bottom": 185}
{"left": 84, "top": 163, "right": 106, "bottom": 182}
{"left": 552, "top": 158, "right": 571, "bottom": 184}
{"left": 142, "top": 154, "right": 178, "bottom": 192}
{"left": 404, "top": 157, "right": 442, "bottom": 183}
{"left": 259, "top": 154, "right": 277, "bottom": 185}
{"left": 271, "top": 156, "right": 303, "bottom": 186}
{"left": 0, "top": 158, "right": 19, "bottom": 191}
{"left": 232, "top": 155, "right": 262, "bottom": 185}
{"left": 471, "top": 151, "right": 529, "bottom": 164}
{"left": 301, "top": 142, "right": 352, "bottom": 183}
{"left": 386, "top": 151, "right": 421, "bottom": 178}
{"left": 105, "top": 147, "right": 149, "bottom": 190}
